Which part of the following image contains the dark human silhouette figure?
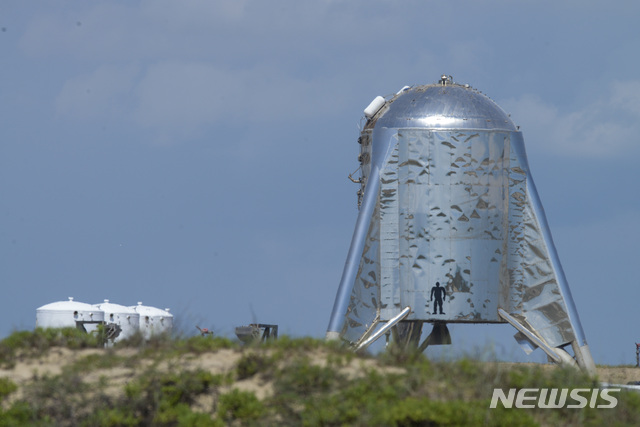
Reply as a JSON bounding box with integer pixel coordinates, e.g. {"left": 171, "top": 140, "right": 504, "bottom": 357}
{"left": 430, "top": 282, "right": 446, "bottom": 314}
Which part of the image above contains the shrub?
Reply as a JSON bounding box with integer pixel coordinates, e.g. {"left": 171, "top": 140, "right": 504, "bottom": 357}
{"left": 379, "top": 397, "right": 538, "bottom": 427}
{"left": 175, "top": 336, "right": 236, "bottom": 354}
{"left": 217, "top": 389, "right": 264, "bottom": 424}
{"left": 274, "top": 357, "right": 343, "bottom": 396}
{"left": 120, "top": 368, "right": 224, "bottom": 425}
{"left": 0, "top": 328, "right": 101, "bottom": 367}
{"left": 65, "top": 351, "right": 128, "bottom": 374}
{"left": 19, "top": 372, "right": 91, "bottom": 426}
{"left": 0, "top": 377, "right": 18, "bottom": 402}
{"left": 0, "top": 401, "right": 37, "bottom": 427}
{"left": 236, "top": 353, "right": 275, "bottom": 380}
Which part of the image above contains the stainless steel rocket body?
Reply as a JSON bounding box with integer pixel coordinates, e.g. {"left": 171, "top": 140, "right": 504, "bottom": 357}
{"left": 327, "top": 78, "right": 594, "bottom": 371}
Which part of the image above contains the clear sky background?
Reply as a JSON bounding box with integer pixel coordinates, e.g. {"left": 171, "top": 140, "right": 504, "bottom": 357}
{"left": 1, "top": 1, "right": 639, "bottom": 365}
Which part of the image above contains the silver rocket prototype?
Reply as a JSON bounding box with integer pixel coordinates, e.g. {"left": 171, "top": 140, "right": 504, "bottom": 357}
{"left": 327, "top": 75, "right": 595, "bottom": 373}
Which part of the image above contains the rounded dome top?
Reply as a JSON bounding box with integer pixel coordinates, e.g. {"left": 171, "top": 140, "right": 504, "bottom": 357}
{"left": 95, "top": 299, "right": 137, "bottom": 315}
{"left": 372, "top": 79, "right": 516, "bottom": 131}
{"left": 131, "top": 302, "right": 173, "bottom": 318}
{"left": 37, "top": 297, "right": 99, "bottom": 312}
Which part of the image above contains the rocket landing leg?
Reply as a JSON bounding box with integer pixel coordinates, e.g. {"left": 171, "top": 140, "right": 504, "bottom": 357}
{"left": 572, "top": 341, "right": 597, "bottom": 375}
{"left": 351, "top": 312, "right": 453, "bottom": 353}
{"left": 498, "top": 308, "right": 596, "bottom": 375}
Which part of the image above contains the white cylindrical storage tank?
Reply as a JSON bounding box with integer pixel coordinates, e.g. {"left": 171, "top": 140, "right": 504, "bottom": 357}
{"left": 36, "top": 297, "right": 105, "bottom": 332}
{"left": 94, "top": 300, "right": 140, "bottom": 342}
{"left": 131, "top": 302, "right": 174, "bottom": 339}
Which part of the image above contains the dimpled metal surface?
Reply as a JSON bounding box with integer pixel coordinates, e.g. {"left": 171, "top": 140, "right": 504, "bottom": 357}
{"left": 330, "top": 81, "right": 588, "bottom": 352}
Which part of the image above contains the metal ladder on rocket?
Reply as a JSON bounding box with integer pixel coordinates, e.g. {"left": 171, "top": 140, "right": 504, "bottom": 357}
{"left": 326, "top": 76, "right": 596, "bottom": 374}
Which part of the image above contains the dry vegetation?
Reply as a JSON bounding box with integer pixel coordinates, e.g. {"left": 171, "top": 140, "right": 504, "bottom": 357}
{"left": 0, "top": 328, "right": 639, "bottom": 426}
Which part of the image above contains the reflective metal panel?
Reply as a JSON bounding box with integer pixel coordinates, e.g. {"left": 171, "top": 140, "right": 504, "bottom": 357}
{"left": 341, "top": 196, "right": 381, "bottom": 343}
{"left": 375, "top": 85, "right": 517, "bottom": 131}
{"left": 328, "top": 78, "right": 591, "bottom": 367}
{"left": 396, "top": 129, "right": 509, "bottom": 322}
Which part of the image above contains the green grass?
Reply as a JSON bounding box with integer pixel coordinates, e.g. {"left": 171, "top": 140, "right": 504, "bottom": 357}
{"left": 0, "top": 328, "right": 103, "bottom": 367}
{"left": 1, "top": 329, "right": 639, "bottom": 426}
{"left": 0, "top": 377, "right": 17, "bottom": 402}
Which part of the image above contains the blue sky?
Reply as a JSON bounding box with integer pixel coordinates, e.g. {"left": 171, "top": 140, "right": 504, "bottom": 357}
{"left": 1, "top": 1, "right": 639, "bottom": 365}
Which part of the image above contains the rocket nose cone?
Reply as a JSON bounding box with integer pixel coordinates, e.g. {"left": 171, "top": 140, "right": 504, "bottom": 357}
{"left": 373, "top": 83, "right": 517, "bottom": 131}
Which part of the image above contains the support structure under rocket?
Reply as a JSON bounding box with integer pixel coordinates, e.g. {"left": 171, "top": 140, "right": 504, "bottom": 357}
{"left": 327, "top": 75, "right": 596, "bottom": 374}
